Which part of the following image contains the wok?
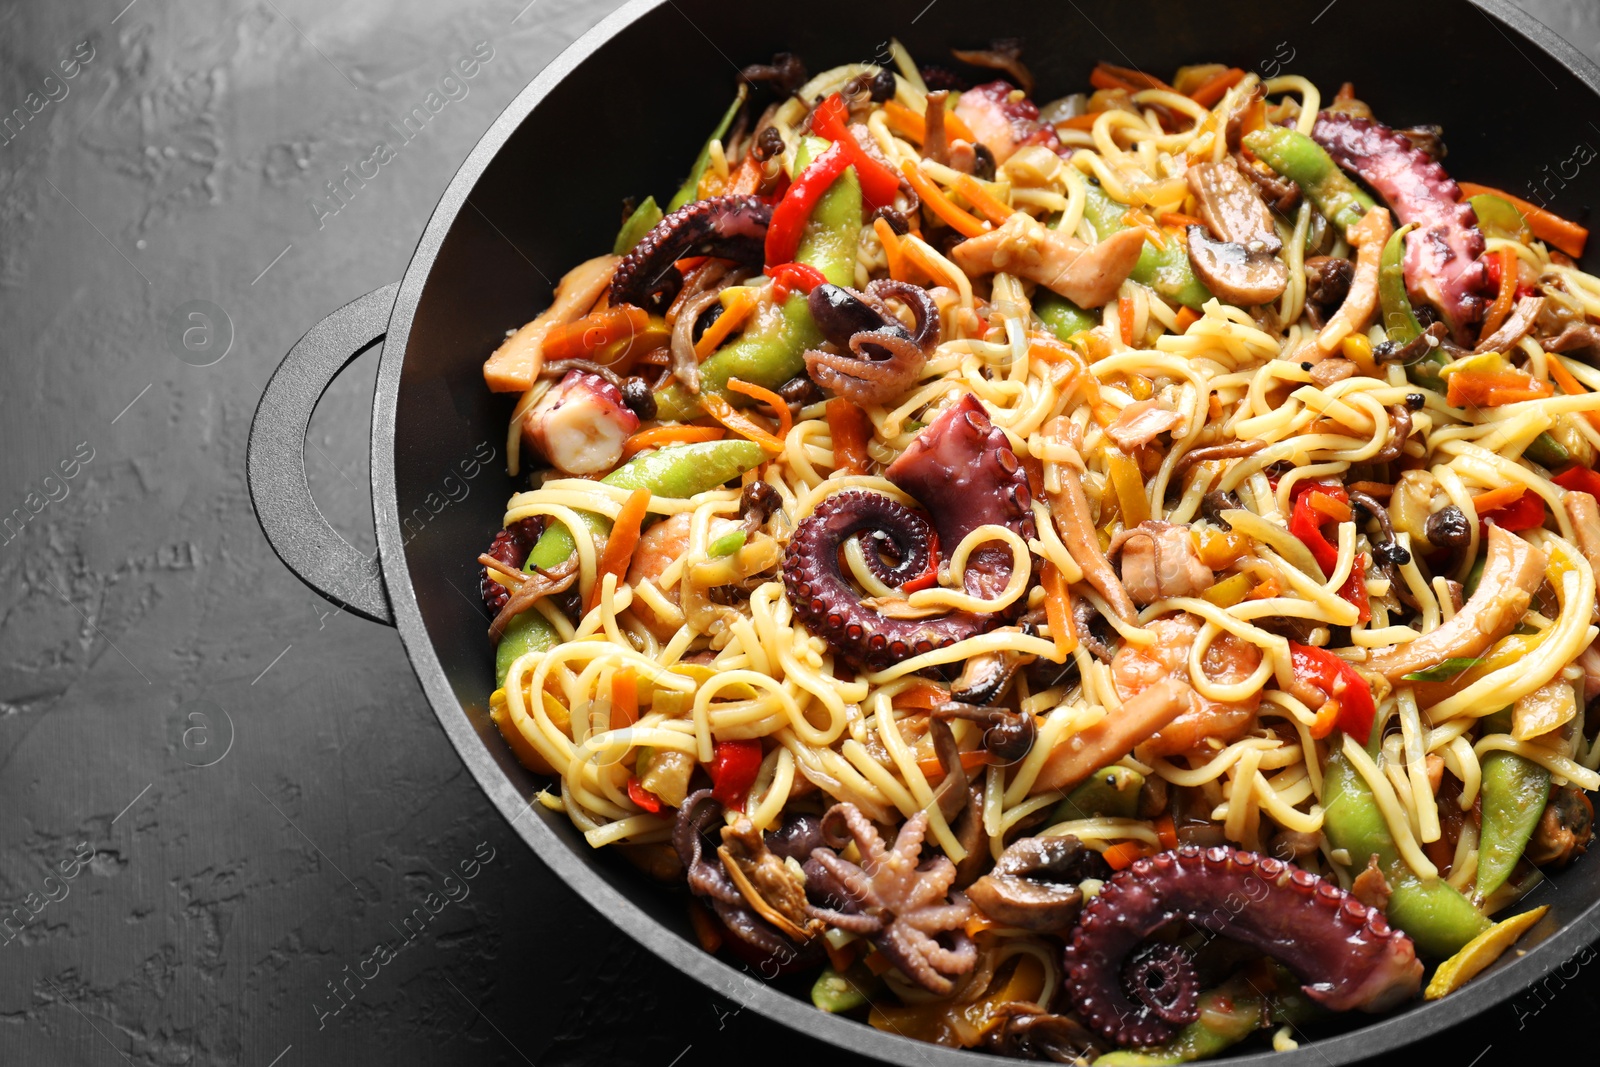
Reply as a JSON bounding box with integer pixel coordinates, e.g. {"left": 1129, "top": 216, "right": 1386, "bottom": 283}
{"left": 248, "top": 1, "right": 1600, "bottom": 1060}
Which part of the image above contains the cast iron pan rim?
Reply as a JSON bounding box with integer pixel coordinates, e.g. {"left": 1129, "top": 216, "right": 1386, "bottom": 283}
{"left": 369, "top": 1, "right": 1600, "bottom": 1062}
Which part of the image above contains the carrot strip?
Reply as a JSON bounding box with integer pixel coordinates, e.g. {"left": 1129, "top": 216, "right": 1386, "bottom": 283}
{"left": 610, "top": 669, "right": 638, "bottom": 729}
{"left": 1154, "top": 814, "right": 1179, "bottom": 850}
{"left": 1347, "top": 481, "right": 1393, "bottom": 500}
{"left": 1470, "top": 484, "right": 1529, "bottom": 513}
{"left": 1101, "top": 842, "right": 1147, "bottom": 870}
{"left": 1458, "top": 182, "right": 1589, "bottom": 258}
{"left": 894, "top": 680, "right": 951, "bottom": 710}
{"left": 1157, "top": 211, "right": 1208, "bottom": 230}
{"left": 916, "top": 749, "right": 994, "bottom": 783}
{"left": 703, "top": 393, "right": 785, "bottom": 453}
{"left": 1309, "top": 698, "right": 1340, "bottom": 740}
{"left": 726, "top": 377, "right": 793, "bottom": 440}
{"left": 901, "top": 162, "right": 988, "bottom": 238}
{"left": 1480, "top": 248, "right": 1518, "bottom": 337}
{"left": 1090, "top": 62, "right": 1174, "bottom": 94}
{"left": 1059, "top": 112, "right": 1103, "bottom": 131}
{"left": 1188, "top": 66, "right": 1245, "bottom": 108}
{"left": 1118, "top": 294, "right": 1136, "bottom": 347}
{"left": 1173, "top": 306, "right": 1200, "bottom": 333}
{"left": 1548, "top": 355, "right": 1600, "bottom": 435}
{"left": 1123, "top": 209, "right": 1167, "bottom": 250}
{"left": 1246, "top": 575, "right": 1282, "bottom": 600}
{"left": 823, "top": 938, "right": 857, "bottom": 974}
{"left": 862, "top": 948, "right": 894, "bottom": 975}
{"left": 693, "top": 288, "right": 758, "bottom": 360}
{"left": 1447, "top": 369, "right": 1554, "bottom": 407}
{"left": 542, "top": 305, "right": 651, "bottom": 362}
{"left": 1040, "top": 561, "right": 1075, "bottom": 661}
{"left": 724, "top": 153, "right": 763, "bottom": 197}
{"left": 827, "top": 398, "right": 873, "bottom": 474}
{"left": 588, "top": 488, "right": 651, "bottom": 612}
{"left": 882, "top": 99, "right": 975, "bottom": 144}
{"left": 953, "top": 175, "right": 1015, "bottom": 225}
{"left": 620, "top": 424, "right": 724, "bottom": 459}
{"left": 873, "top": 216, "right": 909, "bottom": 283}
{"left": 963, "top": 915, "right": 1000, "bottom": 938}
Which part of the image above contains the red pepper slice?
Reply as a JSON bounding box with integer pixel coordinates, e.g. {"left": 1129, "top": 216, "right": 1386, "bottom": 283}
{"left": 764, "top": 141, "right": 852, "bottom": 266}
{"left": 707, "top": 739, "right": 764, "bottom": 811}
{"left": 626, "top": 776, "right": 662, "bottom": 814}
{"left": 1337, "top": 553, "right": 1371, "bottom": 624}
{"left": 1483, "top": 251, "right": 1538, "bottom": 301}
{"left": 809, "top": 93, "right": 901, "bottom": 209}
{"left": 1289, "top": 641, "right": 1376, "bottom": 744}
{"left": 1554, "top": 465, "right": 1600, "bottom": 499}
{"left": 764, "top": 262, "right": 829, "bottom": 302}
{"left": 1479, "top": 489, "right": 1546, "bottom": 532}
{"left": 1288, "top": 482, "right": 1343, "bottom": 576}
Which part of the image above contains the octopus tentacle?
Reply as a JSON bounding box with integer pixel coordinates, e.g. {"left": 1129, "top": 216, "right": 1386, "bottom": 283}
{"left": 1063, "top": 845, "right": 1423, "bottom": 1047}
{"left": 1311, "top": 113, "right": 1489, "bottom": 341}
{"left": 805, "top": 280, "right": 941, "bottom": 407}
{"left": 610, "top": 195, "right": 771, "bottom": 310}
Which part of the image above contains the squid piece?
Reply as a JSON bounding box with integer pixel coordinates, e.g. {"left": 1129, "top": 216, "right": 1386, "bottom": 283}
{"left": 1316, "top": 206, "right": 1392, "bottom": 356}
{"left": 951, "top": 212, "right": 1146, "bottom": 308}
{"left": 1107, "top": 521, "right": 1215, "bottom": 605}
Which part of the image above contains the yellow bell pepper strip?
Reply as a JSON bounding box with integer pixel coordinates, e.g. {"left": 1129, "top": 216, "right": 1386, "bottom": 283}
{"left": 1106, "top": 447, "right": 1149, "bottom": 525}
{"left": 1425, "top": 906, "right": 1550, "bottom": 998}
{"left": 667, "top": 85, "right": 747, "bottom": 212}
{"left": 654, "top": 137, "right": 862, "bottom": 422}
{"left": 495, "top": 440, "right": 766, "bottom": 685}
{"left": 692, "top": 287, "right": 759, "bottom": 361}
{"left": 1458, "top": 182, "right": 1588, "bottom": 257}
{"left": 613, "top": 196, "right": 663, "bottom": 255}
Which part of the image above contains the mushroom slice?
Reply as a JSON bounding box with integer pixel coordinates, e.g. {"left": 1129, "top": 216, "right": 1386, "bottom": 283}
{"left": 950, "top": 649, "right": 1027, "bottom": 706}
{"left": 1186, "top": 224, "right": 1288, "bottom": 307}
{"left": 965, "top": 834, "right": 1109, "bottom": 931}
{"left": 1187, "top": 159, "right": 1282, "bottom": 252}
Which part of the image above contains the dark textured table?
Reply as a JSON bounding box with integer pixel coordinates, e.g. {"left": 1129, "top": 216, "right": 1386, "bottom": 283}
{"left": 4, "top": 1, "right": 1600, "bottom": 1064}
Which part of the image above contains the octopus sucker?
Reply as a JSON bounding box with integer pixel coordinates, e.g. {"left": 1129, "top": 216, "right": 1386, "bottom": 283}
{"left": 1311, "top": 112, "right": 1490, "bottom": 341}
{"left": 782, "top": 393, "right": 1035, "bottom": 667}
{"left": 1063, "top": 845, "right": 1423, "bottom": 1047}
{"left": 610, "top": 195, "right": 771, "bottom": 310}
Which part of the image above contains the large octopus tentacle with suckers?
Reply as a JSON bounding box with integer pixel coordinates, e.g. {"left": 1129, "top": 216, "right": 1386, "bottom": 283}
{"left": 610, "top": 195, "right": 771, "bottom": 310}
{"left": 782, "top": 393, "right": 1035, "bottom": 667}
{"left": 1063, "top": 845, "right": 1423, "bottom": 1047}
{"left": 1311, "top": 112, "right": 1489, "bottom": 341}
{"left": 804, "top": 279, "right": 942, "bottom": 407}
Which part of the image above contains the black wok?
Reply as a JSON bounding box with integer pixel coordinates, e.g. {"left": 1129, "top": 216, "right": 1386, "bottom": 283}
{"left": 248, "top": 1, "right": 1600, "bottom": 1061}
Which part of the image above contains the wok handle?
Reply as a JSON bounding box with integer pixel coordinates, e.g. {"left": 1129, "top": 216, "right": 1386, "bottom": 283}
{"left": 247, "top": 283, "right": 399, "bottom": 626}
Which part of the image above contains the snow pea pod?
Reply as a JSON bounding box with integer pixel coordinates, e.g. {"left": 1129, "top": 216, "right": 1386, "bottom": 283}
{"left": 613, "top": 196, "right": 663, "bottom": 255}
{"left": 1243, "top": 126, "right": 1375, "bottom": 238}
{"left": 495, "top": 439, "right": 767, "bottom": 685}
{"left": 666, "top": 87, "right": 747, "bottom": 212}
{"left": 655, "top": 136, "right": 862, "bottom": 422}
{"left": 1475, "top": 707, "right": 1550, "bottom": 902}
{"left": 1035, "top": 290, "right": 1099, "bottom": 341}
{"left": 1082, "top": 183, "right": 1211, "bottom": 310}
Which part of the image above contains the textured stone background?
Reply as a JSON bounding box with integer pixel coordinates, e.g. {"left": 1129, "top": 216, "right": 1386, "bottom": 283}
{"left": 3, "top": 1, "right": 1599, "bottom": 1064}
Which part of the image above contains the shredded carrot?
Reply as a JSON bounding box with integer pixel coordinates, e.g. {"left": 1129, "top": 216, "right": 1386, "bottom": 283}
{"left": 1459, "top": 182, "right": 1589, "bottom": 258}
{"left": 862, "top": 947, "right": 894, "bottom": 975}
{"left": 1090, "top": 62, "right": 1174, "bottom": 94}
{"left": 901, "top": 162, "right": 988, "bottom": 238}
{"left": 1471, "top": 484, "right": 1530, "bottom": 513}
{"left": 1154, "top": 814, "right": 1179, "bottom": 850}
{"left": 953, "top": 174, "right": 1015, "bottom": 225}
{"left": 1118, "top": 294, "right": 1136, "bottom": 347}
{"left": 724, "top": 153, "right": 763, "bottom": 196}
{"left": 874, "top": 216, "right": 909, "bottom": 282}
{"left": 726, "top": 377, "right": 793, "bottom": 440}
{"left": 587, "top": 488, "right": 651, "bottom": 612}
{"left": 1040, "top": 561, "right": 1076, "bottom": 661}
{"left": 1122, "top": 208, "right": 1168, "bottom": 250}
{"left": 1173, "top": 306, "right": 1201, "bottom": 333}
{"left": 1188, "top": 66, "right": 1246, "bottom": 108}
{"left": 1548, "top": 355, "right": 1600, "bottom": 435}
{"left": 636, "top": 346, "right": 674, "bottom": 367}
{"left": 1480, "top": 248, "right": 1518, "bottom": 338}
{"left": 1059, "top": 112, "right": 1103, "bottom": 131}
{"left": 1101, "top": 842, "right": 1147, "bottom": 870}
{"left": 1307, "top": 490, "right": 1352, "bottom": 523}
{"left": 824, "top": 938, "right": 857, "bottom": 974}
{"left": 1158, "top": 211, "right": 1208, "bottom": 230}
{"left": 1447, "top": 369, "right": 1554, "bottom": 407}
{"left": 542, "top": 305, "right": 651, "bottom": 362}
{"left": 1246, "top": 575, "right": 1282, "bottom": 600}
{"left": 620, "top": 424, "right": 724, "bottom": 459}
{"left": 610, "top": 669, "right": 638, "bottom": 729}
{"left": 827, "top": 398, "right": 873, "bottom": 474}
{"left": 1309, "top": 699, "right": 1340, "bottom": 740}
{"left": 1347, "top": 480, "right": 1393, "bottom": 500}
{"left": 916, "top": 749, "right": 994, "bottom": 783}
{"left": 702, "top": 392, "right": 785, "bottom": 453}
{"left": 882, "top": 99, "right": 975, "bottom": 144}
{"left": 693, "top": 288, "right": 758, "bottom": 360}
{"left": 687, "top": 900, "right": 724, "bottom": 953}
{"left": 894, "top": 680, "right": 951, "bottom": 710}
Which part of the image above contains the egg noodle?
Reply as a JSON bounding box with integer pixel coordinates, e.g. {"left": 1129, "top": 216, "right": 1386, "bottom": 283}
{"left": 481, "top": 47, "right": 1600, "bottom": 1058}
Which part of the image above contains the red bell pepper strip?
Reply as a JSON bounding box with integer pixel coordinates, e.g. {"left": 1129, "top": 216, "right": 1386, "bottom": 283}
{"left": 1482, "top": 249, "right": 1537, "bottom": 301}
{"left": 810, "top": 93, "right": 900, "bottom": 210}
{"left": 1554, "top": 465, "right": 1600, "bottom": 499}
{"left": 1337, "top": 554, "right": 1371, "bottom": 624}
{"left": 707, "top": 739, "right": 763, "bottom": 811}
{"left": 765, "top": 142, "right": 852, "bottom": 266}
{"left": 1479, "top": 489, "right": 1546, "bottom": 532}
{"left": 1289, "top": 641, "right": 1376, "bottom": 744}
{"left": 1289, "top": 482, "right": 1344, "bottom": 576}
{"left": 764, "top": 262, "right": 828, "bottom": 302}
{"left": 627, "top": 776, "right": 663, "bottom": 814}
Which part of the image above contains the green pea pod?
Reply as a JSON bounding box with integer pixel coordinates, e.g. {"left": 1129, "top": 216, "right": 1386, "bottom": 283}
{"left": 1035, "top": 290, "right": 1099, "bottom": 341}
{"left": 1475, "top": 750, "right": 1551, "bottom": 902}
{"left": 655, "top": 136, "right": 863, "bottom": 422}
{"left": 1094, "top": 988, "right": 1263, "bottom": 1065}
{"left": 666, "top": 86, "right": 747, "bottom": 212}
{"left": 1243, "top": 126, "right": 1376, "bottom": 237}
{"left": 1082, "top": 183, "right": 1211, "bottom": 310}
{"left": 1467, "top": 194, "right": 1532, "bottom": 244}
{"left": 494, "top": 439, "right": 768, "bottom": 685}
{"left": 613, "top": 196, "right": 663, "bottom": 255}
{"left": 1321, "top": 749, "right": 1491, "bottom": 958}
{"left": 1525, "top": 431, "right": 1571, "bottom": 468}
{"left": 810, "top": 963, "right": 882, "bottom": 1013}
{"left": 1052, "top": 766, "right": 1145, "bottom": 821}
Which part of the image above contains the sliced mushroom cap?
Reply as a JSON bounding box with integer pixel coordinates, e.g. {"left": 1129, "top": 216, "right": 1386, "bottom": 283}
{"left": 1186, "top": 158, "right": 1282, "bottom": 251}
{"left": 934, "top": 701, "right": 1037, "bottom": 763}
{"left": 950, "top": 649, "right": 1026, "bottom": 706}
{"left": 1186, "top": 224, "right": 1288, "bottom": 307}
{"left": 965, "top": 834, "right": 1109, "bottom": 931}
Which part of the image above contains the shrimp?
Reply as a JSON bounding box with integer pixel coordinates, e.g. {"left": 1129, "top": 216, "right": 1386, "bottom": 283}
{"left": 1111, "top": 614, "right": 1261, "bottom": 758}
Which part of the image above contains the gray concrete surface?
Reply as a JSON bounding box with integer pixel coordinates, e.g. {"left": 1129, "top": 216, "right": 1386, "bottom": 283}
{"left": 2, "top": 1, "right": 1597, "bottom": 1064}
